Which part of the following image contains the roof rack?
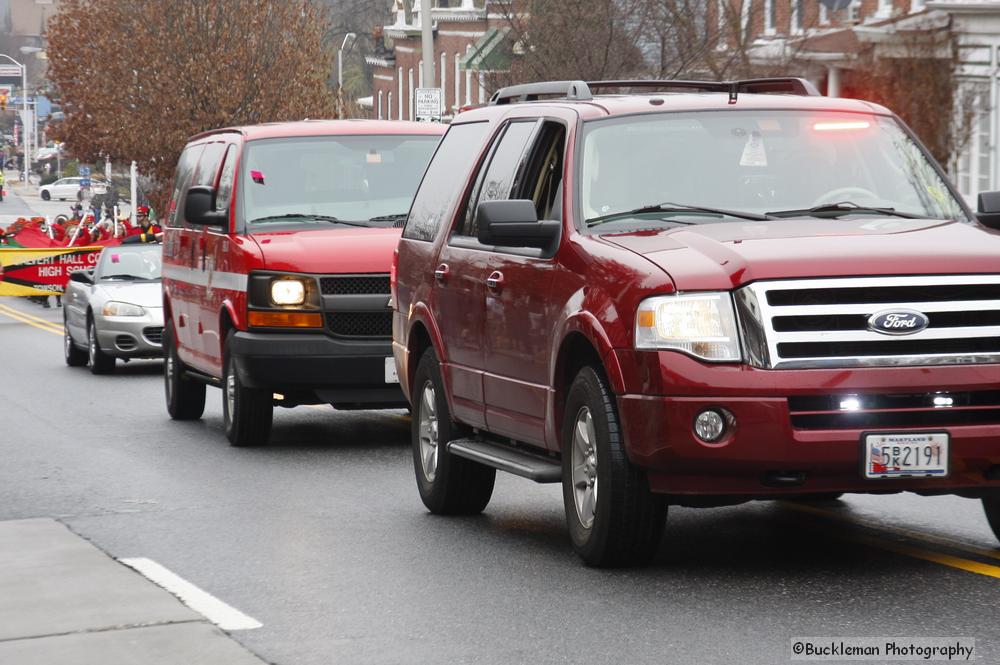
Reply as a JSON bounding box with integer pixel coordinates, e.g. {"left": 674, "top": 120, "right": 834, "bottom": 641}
{"left": 489, "top": 77, "right": 820, "bottom": 106}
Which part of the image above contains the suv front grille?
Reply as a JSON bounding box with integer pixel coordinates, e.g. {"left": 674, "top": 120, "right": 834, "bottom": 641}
{"left": 325, "top": 312, "right": 392, "bottom": 338}
{"left": 736, "top": 275, "right": 1000, "bottom": 369}
{"left": 320, "top": 275, "right": 391, "bottom": 295}
{"left": 788, "top": 391, "right": 1000, "bottom": 429}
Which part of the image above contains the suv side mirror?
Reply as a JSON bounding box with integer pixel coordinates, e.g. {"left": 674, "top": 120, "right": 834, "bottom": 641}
{"left": 477, "top": 199, "right": 561, "bottom": 251}
{"left": 184, "top": 185, "right": 227, "bottom": 228}
{"left": 69, "top": 269, "right": 93, "bottom": 285}
{"left": 977, "top": 191, "right": 1000, "bottom": 230}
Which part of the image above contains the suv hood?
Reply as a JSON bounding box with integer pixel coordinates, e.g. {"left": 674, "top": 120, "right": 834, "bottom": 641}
{"left": 249, "top": 227, "right": 402, "bottom": 274}
{"left": 600, "top": 218, "right": 1000, "bottom": 291}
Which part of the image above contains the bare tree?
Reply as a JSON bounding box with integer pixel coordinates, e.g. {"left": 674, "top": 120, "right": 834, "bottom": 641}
{"left": 47, "top": 0, "right": 337, "bottom": 209}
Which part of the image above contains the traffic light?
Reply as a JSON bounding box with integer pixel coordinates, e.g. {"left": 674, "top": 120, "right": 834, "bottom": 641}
{"left": 0, "top": 92, "right": 7, "bottom": 112}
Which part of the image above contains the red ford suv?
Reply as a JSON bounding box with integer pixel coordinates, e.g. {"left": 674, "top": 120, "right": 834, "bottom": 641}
{"left": 393, "top": 79, "right": 1000, "bottom": 566}
{"left": 162, "top": 120, "right": 444, "bottom": 446}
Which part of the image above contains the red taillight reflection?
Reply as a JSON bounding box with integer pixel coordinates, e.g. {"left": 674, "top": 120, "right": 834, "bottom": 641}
{"left": 813, "top": 120, "right": 871, "bottom": 132}
{"left": 390, "top": 247, "right": 399, "bottom": 304}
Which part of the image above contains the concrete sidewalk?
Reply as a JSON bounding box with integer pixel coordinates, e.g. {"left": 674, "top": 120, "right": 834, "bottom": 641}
{"left": 0, "top": 519, "right": 267, "bottom": 665}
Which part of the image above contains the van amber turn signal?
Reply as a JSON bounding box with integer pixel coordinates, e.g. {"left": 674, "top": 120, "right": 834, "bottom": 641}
{"left": 247, "top": 311, "right": 323, "bottom": 328}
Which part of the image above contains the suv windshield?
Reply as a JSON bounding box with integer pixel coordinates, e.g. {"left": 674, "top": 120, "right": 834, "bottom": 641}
{"left": 579, "top": 110, "right": 969, "bottom": 228}
{"left": 243, "top": 134, "right": 439, "bottom": 227}
{"left": 97, "top": 246, "right": 162, "bottom": 280}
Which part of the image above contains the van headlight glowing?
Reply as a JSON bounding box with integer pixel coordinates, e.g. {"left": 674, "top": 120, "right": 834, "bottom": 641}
{"left": 635, "top": 293, "right": 741, "bottom": 362}
{"left": 102, "top": 301, "right": 145, "bottom": 317}
{"left": 270, "top": 279, "right": 306, "bottom": 306}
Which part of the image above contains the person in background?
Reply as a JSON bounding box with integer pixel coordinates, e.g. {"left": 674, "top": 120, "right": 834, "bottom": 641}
{"left": 122, "top": 206, "right": 161, "bottom": 244}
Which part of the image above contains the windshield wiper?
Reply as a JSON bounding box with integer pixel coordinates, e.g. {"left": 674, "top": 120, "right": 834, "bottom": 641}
{"left": 101, "top": 274, "right": 141, "bottom": 280}
{"left": 766, "top": 202, "right": 928, "bottom": 219}
{"left": 586, "top": 202, "right": 770, "bottom": 227}
{"left": 249, "top": 213, "right": 371, "bottom": 228}
{"left": 368, "top": 213, "right": 408, "bottom": 222}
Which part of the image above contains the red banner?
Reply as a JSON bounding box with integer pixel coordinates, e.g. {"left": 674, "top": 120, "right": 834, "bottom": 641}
{"left": 0, "top": 247, "right": 103, "bottom": 296}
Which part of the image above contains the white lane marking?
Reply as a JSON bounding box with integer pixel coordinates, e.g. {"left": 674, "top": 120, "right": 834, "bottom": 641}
{"left": 120, "top": 557, "right": 262, "bottom": 630}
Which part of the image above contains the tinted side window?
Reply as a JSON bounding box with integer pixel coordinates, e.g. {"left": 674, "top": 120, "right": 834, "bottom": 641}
{"left": 166, "top": 144, "right": 204, "bottom": 228}
{"left": 403, "top": 122, "right": 490, "bottom": 242}
{"left": 456, "top": 120, "right": 536, "bottom": 238}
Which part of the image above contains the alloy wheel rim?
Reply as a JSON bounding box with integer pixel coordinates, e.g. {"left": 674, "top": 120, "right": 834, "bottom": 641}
{"left": 571, "top": 406, "right": 598, "bottom": 529}
{"left": 225, "top": 365, "right": 236, "bottom": 423}
{"left": 165, "top": 353, "right": 174, "bottom": 402}
{"left": 417, "top": 380, "right": 439, "bottom": 482}
{"left": 64, "top": 324, "right": 71, "bottom": 358}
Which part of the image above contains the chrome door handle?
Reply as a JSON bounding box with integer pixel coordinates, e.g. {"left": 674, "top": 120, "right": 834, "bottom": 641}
{"left": 434, "top": 263, "right": 449, "bottom": 285}
{"left": 486, "top": 271, "right": 504, "bottom": 291}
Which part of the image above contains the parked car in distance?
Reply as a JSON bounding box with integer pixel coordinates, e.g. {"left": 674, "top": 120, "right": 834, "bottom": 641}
{"left": 64, "top": 244, "right": 164, "bottom": 374}
{"left": 39, "top": 177, "right": 108, "bottom": 201}
{"left": 393, "top": 78, "right": 1000, "bottom": 567}
{"left": 162, "top": 120, "right": 445, "bottom": 447}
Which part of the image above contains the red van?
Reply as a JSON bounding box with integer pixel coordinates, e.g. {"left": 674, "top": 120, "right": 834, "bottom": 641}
{"left": 162, "top": 120, "right": 444, "bottom": 446}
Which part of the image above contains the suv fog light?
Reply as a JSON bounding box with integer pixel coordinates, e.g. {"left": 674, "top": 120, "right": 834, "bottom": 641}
{"left": 694, "top": 409, "right": 727, "bottom": 443}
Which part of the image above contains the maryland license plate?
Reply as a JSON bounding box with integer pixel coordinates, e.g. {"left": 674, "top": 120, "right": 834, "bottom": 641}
{"left": 863, "top": 432, "right": 949, "bottom": 479}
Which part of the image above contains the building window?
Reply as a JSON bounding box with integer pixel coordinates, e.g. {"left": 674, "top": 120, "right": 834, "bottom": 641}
{"left": 877, "top": 0, "right": 893, "bottom": 18}
{"left": 408, "top": 68, "right": 415, "bottom": 120}
{"left": 740, "top": 0, "right": 752, "bottom": 39}
{"left": 378, "top": 90, "right": 384, "bottom": 120}
{"left": 956, "top": 83, "right": 992, "bottom": 201}
{"left": 454, "top": 53, "right": 461, "bottom": 110}
{"left": 388, "top": 92, "right": 393, "bottom": 120}
{"left": 819, "top": 3, "right": 829, "bottom": 25}
{"left": 910, "top": 0, "right": 925, "bottom": 12}
{"left": 764, "top": 0, "right": 775, "bottom": 35}
{"left": 398, "top": 67, "right": 404, "bottom": 120}
{"left": 790, "top": 0, "right": 803, "bottom": 34}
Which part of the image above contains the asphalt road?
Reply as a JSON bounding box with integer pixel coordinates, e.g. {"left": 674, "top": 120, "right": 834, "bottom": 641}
{"left": 1, "top": 301, "right": 1000, "bottom": 663}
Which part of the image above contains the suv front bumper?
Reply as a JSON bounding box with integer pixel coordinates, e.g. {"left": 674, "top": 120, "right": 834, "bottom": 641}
{"left": 614, "top": 350, "right": 1000, "bottom": 497}
{"left": 230, "top": 331, "right": 405, "bottom": 407}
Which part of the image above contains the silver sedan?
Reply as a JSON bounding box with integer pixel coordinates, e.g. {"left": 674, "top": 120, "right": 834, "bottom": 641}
{"left": 63, "top": 245, "right": 164, "bottom": 374}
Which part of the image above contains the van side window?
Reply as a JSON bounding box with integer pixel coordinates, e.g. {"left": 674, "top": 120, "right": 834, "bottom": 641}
{"left": 455, "top": 120, "right": 536, "bottom": 239}
{"left": 215, "top": 145, "right": 237, "bottom": 213}
{"left": 166, "top": 144, "right": 203, "bottom": 228}
{"left": 403, "top": 122, "right": 490, "bottom": 242}
{"left": 196, "top": 142, "right": 226, "bottom": 187}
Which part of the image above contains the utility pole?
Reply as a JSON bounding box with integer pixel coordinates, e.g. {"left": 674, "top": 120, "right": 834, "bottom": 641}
{"left": 420, "top": 0, "right": 434, "bottom": 91}
{"left": 338, "top": 33, "right": 357, "bottom": 119}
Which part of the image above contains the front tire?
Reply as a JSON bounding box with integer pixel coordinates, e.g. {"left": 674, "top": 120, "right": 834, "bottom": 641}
{"left": 40, "top": 190, "right": 50, "bottom": 201}
{"left": 983, "top": 494, "right": 1000, "bottom": 545}
{"left": 87, "top": 319, "right": 115, "bottom": 374}
{"left": 222, "top": 331, "right": 272, "bottom": 447}
{"left": 411, "top": 348, "right": 495, "bottom": 514}
{"left": 561, "top": 366, "right": 667, "bottom": 567}
{"left": 64, "top": 316, "right": 87, "bottom": 367}
{"left": 163, "top": 323, "right": 206, "bottom": 420}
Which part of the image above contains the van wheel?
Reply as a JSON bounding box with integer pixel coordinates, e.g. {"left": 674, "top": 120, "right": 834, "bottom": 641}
{"left": 88, "top": 319, "right": 115, "bottom": 374}
{"left": 64, "top": 316, "right": 87, "bottom": 367}
{"left": 412, "top": 348, "right": 495, "bottom": 514}
{"left": 983, "top": 494, "right": 1000, "bottom": 545}
{"left": 561, "top": 366, "right": 667, "bottom": 567}
{"left": 223, "top": 331, "right": 272, "bottom": 447}
{"left": 163, "top": 323, "right": 205, "bottom": 420}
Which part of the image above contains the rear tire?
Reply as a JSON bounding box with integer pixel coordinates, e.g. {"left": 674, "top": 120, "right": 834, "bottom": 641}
{"left": 222, "top": 331, "right": 272, "bottom": 447}
{"left": 983, "top": 494, "right": 1000, "bottom": 545}
{"left": 163, "top": 323, "right": 205, "bottom": 420}
{"left": 561, "top": 366, "right": 667, "bottom": 567}
{"left": 411, "top": 348, "right": 495, "bottom": 515}
{"left": 87, "top": 319, "right": 115, "bottom": 374}
{"left": 64, "top": 316, "right": 87, "bottom": 367}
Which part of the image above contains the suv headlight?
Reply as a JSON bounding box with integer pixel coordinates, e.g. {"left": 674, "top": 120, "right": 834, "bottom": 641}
{"left": 635, "top": 292, "right": 741, "bottom": 362}
{"left": 102, "top": 301, "right": 145, "bottom": 317}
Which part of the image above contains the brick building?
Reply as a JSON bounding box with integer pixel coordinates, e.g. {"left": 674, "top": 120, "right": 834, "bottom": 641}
{"left": 364, "top": 0, "right": 513, "bottom": 120}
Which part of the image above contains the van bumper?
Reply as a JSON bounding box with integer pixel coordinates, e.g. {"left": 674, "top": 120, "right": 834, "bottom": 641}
{"left": 229, "top": 331, "right": 405, "bottom": 407}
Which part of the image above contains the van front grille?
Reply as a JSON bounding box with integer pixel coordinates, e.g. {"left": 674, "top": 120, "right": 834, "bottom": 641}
{"left": 735, "top": 275, "right": 1000, "bottom": 369}
{"left": 325, "top": 312, "right": 392, "bottom": 338}
{"left": 320, "top": 274, "right": 390, "bottom": 295}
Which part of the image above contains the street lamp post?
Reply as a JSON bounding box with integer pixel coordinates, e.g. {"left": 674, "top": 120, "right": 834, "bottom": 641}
{"left": 338, "top": 33, "right": 357, "bottom": 119}
{"left": 0, "top": 53, "right": 29, "bottom": 183}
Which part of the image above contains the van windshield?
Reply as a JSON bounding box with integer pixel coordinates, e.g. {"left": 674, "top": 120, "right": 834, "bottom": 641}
{"left": 579, "top": 111, "right": 969, "bottom": 229}
{"left": 242, "top": 134, "right": 440, "bottom": 227}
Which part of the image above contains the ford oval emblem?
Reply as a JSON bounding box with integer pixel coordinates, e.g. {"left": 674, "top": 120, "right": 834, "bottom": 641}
{"left": 867, "top": 309, "right": 929, "bottom": 336}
